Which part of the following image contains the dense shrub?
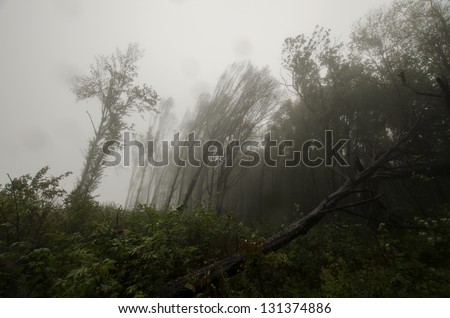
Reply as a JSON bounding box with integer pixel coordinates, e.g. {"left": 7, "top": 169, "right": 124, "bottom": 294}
{"left": 0, "top": 169, "right": 449, "bottom": 297}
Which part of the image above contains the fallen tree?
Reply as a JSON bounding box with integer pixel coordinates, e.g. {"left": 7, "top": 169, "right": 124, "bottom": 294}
{"left": 160, "top": 115, "right": 438, "bottom": 297}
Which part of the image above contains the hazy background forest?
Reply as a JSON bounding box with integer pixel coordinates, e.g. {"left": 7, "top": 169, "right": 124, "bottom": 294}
{"left": 1, "top": 0, "right": 450, "bottom": 297}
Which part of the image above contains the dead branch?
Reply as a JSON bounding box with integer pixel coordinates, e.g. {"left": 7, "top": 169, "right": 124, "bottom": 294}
{"left": 86, "top": 111, "right": 98, "bottom": 135}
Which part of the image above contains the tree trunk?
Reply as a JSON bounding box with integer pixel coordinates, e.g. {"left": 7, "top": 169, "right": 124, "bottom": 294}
{"left": 182, "top": 167, "right": 203, "bottom": 206}
{"left": 164, "top": 166, "right": 182, "bottom": 210}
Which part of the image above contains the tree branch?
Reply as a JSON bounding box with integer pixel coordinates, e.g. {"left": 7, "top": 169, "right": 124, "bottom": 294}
{"left": 86, "top": 111, "right": 98, "bottom": 135}
{"left": 325, "top": 194, "right": 383, "bottom": 212}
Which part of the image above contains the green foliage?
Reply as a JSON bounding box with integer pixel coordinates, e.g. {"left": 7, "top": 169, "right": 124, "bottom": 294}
{"left": 0, "top": 166, "right": 71, "bottom": 245}
{"left": 1, "top": 169, "right": 450, "bottom": 297}
{"left": 227, "top": 205, "right": 450, "bottom": 297}
{"left": 0, "top": 171, "right": 252, "bottom": 297}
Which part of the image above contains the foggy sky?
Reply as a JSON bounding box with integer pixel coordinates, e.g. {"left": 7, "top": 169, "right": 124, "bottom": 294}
{"left": 0, "top": 0, "right": 389, "bottom": 204}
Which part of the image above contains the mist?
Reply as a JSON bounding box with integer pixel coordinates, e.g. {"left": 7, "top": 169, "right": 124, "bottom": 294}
{"left": 0, "top": 0, "right": 387, "bottom": 204}
{"left": 1, "top": 0, "right": 449, "bottom": 300}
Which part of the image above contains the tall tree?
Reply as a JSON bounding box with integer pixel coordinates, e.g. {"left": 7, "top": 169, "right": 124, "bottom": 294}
{"left": 70, "top": 44, "right": 158, "bottom": 204}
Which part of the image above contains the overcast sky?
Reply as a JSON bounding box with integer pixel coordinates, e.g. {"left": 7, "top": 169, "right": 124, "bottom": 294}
{"left": 0, "top": 0, "right": 390, "bottom": 204}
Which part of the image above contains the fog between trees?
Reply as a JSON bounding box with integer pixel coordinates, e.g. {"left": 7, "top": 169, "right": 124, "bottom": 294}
{"left": 1, "top": 0, "right": 450, "bottom": 297}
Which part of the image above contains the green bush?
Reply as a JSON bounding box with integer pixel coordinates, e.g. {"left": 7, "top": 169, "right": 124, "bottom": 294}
{"left": 1, "top": 168, "right": 449, "bottom": 297}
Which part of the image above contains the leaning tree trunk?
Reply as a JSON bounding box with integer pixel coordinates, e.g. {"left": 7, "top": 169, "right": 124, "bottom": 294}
{"left": 163, "top": 166, "right": 181, "bottom": 210}
{"left": 182, "top": 167, "right": 203, "bottom": 206}
{"left": 71, "top": 128, "right": 105, "bottom": 202}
